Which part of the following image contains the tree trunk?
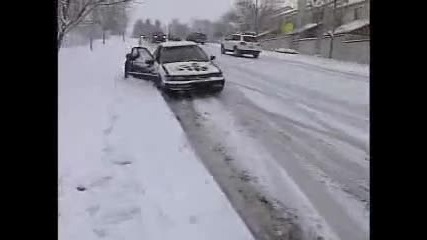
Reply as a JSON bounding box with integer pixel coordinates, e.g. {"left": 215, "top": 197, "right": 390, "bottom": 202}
{"left": 122, "top": 32, "right": 125, "bottom": 42}
{"left": 57, "top": 32, "right": 64, "bottom": 51}
{"left": 90, "top": 36, "right": 93, "bottom": 51}
{"left": 102, "top": 30, "right": 106, "bottom": 44}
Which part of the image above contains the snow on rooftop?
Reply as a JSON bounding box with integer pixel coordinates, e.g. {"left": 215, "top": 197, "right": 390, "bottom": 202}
{"left": 160, "top": 41, "right": 197, "bottom": 48}
{"left": 293, "top": 23, "right": 319, "bottom": 34}
{"left": 334, "top": 19, "right": 369, "bottom": 34}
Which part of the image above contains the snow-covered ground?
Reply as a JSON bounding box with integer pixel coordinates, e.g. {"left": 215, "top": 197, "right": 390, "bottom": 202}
{"left": 58, "top": 38, "right": 255, "bottom": 240}
{"left": 59, "top": 38, "right": 369, "bottom": 240}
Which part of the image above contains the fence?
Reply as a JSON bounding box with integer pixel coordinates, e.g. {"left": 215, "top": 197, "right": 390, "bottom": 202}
{"left": 260, "top": 34, "right": 370, "bottom": 64}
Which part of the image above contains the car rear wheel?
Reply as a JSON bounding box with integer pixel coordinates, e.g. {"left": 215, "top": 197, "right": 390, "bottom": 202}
{"left": 234, "top": 47, "right": 241, "bottom": 57}
{"left": 221, "top": 45, "right": 226, "bottom": 54}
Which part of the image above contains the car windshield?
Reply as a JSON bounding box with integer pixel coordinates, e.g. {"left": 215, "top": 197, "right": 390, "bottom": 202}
{"left": 195, "top": 33, "right": 206, "bottom": 38}
{"left": 243, "top": 36, "right": 257, "bottom": 42}
{"left": 160, "top": 45, "right": 209, "bottom": 63}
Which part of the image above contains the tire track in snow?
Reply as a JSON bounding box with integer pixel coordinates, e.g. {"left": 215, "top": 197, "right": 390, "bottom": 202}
{"left": 164, "top": 94, "right": 305, "bottom": 240}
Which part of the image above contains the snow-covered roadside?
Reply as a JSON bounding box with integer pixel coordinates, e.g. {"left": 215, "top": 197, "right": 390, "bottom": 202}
{"left": 204, "top": 43, "right": 369, "bottom": 78}
{"left": 58, "top": 38, "right": 255, "bottom": 240}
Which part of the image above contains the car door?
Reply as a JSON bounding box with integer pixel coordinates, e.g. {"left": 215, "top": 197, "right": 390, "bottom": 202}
{"left": 228, "top": 34, "right": 241, "bottom": 50}
{"left": 126, "top": 47, "right": 138, "bottom": 73}
{"left": 130, "top": 47, "right": 158, "bottom": 79}
{"left": 224, "top": 35, "right": 233, "bottom": 50}
{"left": 151, "top": 46, "right": 165, "bottom": 84}
{"left": 223, "top": 35, "right": 232, "bottom": 50}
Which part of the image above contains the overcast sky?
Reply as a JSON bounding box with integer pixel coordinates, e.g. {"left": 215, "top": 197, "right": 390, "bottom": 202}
{"left": 129, "top": 0, "right": 235, "bottom": 27}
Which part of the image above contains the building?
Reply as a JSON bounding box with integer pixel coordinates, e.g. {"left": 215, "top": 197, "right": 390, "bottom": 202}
{"left": 265, "top": 0, "right": 369, "bottom": 38}
{"left": 259, "top": 0, "right": 370, "bottom": 63}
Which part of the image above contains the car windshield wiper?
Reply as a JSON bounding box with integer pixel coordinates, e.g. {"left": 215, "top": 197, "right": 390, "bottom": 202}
{"left": 186, "top": 59, "right": 207, "bottom": 62}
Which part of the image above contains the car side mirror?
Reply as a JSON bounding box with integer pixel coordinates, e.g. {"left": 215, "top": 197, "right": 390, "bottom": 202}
{"left": 210, "top": 55, "right": 216, "bottom": 61}
{"left": 145, "top": 59, "right": 154, "bottom": 65}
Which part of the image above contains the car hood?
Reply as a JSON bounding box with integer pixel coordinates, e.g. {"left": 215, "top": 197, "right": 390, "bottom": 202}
{"left": 162, "top": 61, "right": 220, "bottom": 76}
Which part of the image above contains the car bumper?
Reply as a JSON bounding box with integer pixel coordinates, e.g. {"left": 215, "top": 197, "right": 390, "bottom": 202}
{"left": 238, "top": 49, "right": 261, "bottom": 54}
{"left": 128, "top": 72, "right": 160, "bottom": 81}
{"left": 164, "top": 78, "right": 225, "bottom": 92}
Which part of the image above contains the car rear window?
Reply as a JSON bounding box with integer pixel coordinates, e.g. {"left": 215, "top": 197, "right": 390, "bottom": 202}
{"left": 243, "top": 36, "right": 257, "bottom": 42}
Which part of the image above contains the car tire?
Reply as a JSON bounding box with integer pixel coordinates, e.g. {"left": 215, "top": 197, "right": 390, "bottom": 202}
{"left": 234, "top": 46, "right": 241, "bottom": 57}
{"left": 221, "top": 45, "right": 226, "bottom": 54}
{"left": 212, "top": 87, "right": 224, "bottom": 95}
{"left": 253, "top": 52, "right": 260, "bottom": 58}
{"left": 124, "top": 67, "right": 129, "bottom": 78}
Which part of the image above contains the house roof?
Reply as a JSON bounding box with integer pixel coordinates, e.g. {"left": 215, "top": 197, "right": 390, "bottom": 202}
{"left": 334, "top": 19, "right": 369, "bottom": 34}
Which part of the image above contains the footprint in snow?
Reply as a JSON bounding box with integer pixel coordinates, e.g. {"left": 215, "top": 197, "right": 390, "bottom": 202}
{"left": 189, "top": 215, "right": 198, "bottom": 224}
{"left": 93, "top": 228, "right": 107, "bottom": 238}
{"left": 87, "top": 205, "right": 100, "bottom": 216}
{"left": 103, "top": 126, "right": 113, "bottom": 136}
{"left": 101, "top": 206, "right": 141, "bottom": 225}
{"left": 102, "top": 145, "right": 113, "bottom": 154}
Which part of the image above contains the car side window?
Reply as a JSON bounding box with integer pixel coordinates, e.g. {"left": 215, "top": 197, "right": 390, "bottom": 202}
{"left": 131, "top": 48, "right": 139, "bottom": 57}
{"left": 135, "top": 48, "right": 153, "bottom": 62}
{"left": 231, "top": 35, "right": 240, "bottom": 41}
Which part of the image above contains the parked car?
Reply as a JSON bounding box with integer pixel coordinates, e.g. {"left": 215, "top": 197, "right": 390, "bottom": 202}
{"left": 124, "top": 46, "right": 160, "bottom": 81}
{"left": 186, "top": 32, "right": 207, "bottom": 44}
{"left": 138, "top": 35, "right": 147, "bottom": 46}
{"left": 168, "top": 35, "right": 182, "bottom": 41}
{"left": 221, "top": 33, "right": 261, "bottom": 58}
{"left": 152, "top": 41, "right": 225, "bottom": 94}
{"left": 150, "top": 32, "right": 166, "bottom": 43}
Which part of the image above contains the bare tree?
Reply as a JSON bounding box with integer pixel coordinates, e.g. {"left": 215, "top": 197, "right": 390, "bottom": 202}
{"left": 231, "top": 0, "right": 281, "bottom": 33}
{"left": 169, "top": 19, "right": 190, "bottom": 39}
{"left": 57, "top": 0, "right": 137, "bottom": 49}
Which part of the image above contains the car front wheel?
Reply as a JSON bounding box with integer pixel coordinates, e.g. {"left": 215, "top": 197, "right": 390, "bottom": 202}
{"left": 212, "top": 86, "right": 224, "bottom": 95}
{"left": 253, "top": 52, "right": 260, "bottom": 58}
{"left": 124, "top": 68, "right": 129, "bottom": 79}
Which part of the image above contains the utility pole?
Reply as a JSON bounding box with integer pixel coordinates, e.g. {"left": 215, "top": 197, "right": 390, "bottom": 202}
{"left": 254, "top": 0, "right": 259, "bottom": 35}
{"left": 122, "top": 5, "right": 126, "bottom": 42}
{"left": 328, "top": 0, "right": 337, "bottom": 58}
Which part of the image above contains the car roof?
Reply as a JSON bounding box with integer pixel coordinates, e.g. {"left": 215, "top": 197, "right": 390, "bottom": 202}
{"left": 160, "top": 41, "right": 197, "bottom": 48}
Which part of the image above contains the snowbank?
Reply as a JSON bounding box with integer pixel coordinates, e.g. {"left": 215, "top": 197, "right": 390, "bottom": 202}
{"left": 262, "top": 50, "right": 369, "bottom": 78}
{"left": 58, "top": 37, "right": 254, "bottom": 240}
{"left": 275, "top": 48, "right": 300, "bottom": 54}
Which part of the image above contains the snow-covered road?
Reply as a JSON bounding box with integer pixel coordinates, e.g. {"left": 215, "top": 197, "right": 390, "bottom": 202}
{"left": 164, "top": 43, "right": 369, "bottom": 240}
